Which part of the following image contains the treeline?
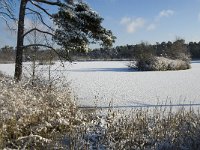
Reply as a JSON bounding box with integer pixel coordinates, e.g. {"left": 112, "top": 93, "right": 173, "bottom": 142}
{"left": 0, "top": 46, "right": 15, "bottom": 63}
{"left": 0, "top": 46, "right": 60, "bottom": 63}
{"left": 74, "top": 40, "right": 200, "bottom": 60}
{"left": 1, "top": 40, "right": 200, "bottom": 63}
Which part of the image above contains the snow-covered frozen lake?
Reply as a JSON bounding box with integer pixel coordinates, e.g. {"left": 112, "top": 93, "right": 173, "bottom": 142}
{"left": 1, "top": 61, "right": 200, "bottom": 108}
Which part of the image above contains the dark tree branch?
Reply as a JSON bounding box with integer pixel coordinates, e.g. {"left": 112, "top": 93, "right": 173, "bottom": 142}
{"left": 0, "top": 0, "right": 17, "bottom": 21}
{"left": 29, "top": 0, "right": 53, "bottom": 17}
{"left": 23, "top": 27, "right": 54, "bottom": 38}
{"left": 23, "top": 44, "right": 56, "bottom": 51}
{"left": 23, "top": 43, "right": 71, "bottom": 61}
{"left": 33, "top": 0, "right": 63, "bottom": 6}
{"left": 0, "top": 15, "right": 16, "bottom": 31}
{"left": 25, "top": 7, "right": 54, "bottom": 31}
{"left": 0, "top": 11, "right": 16, "bottom": 20}
{"left": 0, "top": 0, "right": 17, "bottom": 25}
{"left": 25, "top": 12, "right": 36, "bottom": 15}
{"left": 0, "top": 0, "right": 17, "bottom": 32}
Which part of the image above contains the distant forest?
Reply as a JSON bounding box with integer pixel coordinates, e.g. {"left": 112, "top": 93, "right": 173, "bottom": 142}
{"left": 0, "top": 41, "right": 200, "bottom": 62}
{"left": 80, "top": 41, "right": 200, "bottom": 60}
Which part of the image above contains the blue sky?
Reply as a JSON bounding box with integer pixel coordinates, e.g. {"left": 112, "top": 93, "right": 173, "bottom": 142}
{"left": 86, "top": 0, "right": 200, "bottom": 46}
{"left": 1, "top": 0, "right": 200, "bottom": 47}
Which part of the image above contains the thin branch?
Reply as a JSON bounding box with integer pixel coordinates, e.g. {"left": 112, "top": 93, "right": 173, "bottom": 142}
{"left": 25, "top": 7, "right": 54, "bottom": 31}
{"left": 25, "top": 8, "right": 41, "bottom": 15}
{"left": 0, "top": 11, "right": 16, "bottom": 20}
{"left": 25, "top": 12, "right": 36, "bottom": 15}
{"left": 0, "top": 0, "right": 17, "bottom": 21}
{"left": 23, "top": 44, "right": 71, "bottom": 61}
{"left": 0, "top": 15, "right": 16, "bottom": 31}
{"left": 24, "top": 43, "right": 54, "bottom": 49}
{"left": 32, "top": 0, "right": 72, "bottom": 9}
{"left": 0, "top": 0, "right": 17, "bottom": 32}
{"left": 23, "top": 27, "right": 54, "bottom": 38}
{"left": 33, "top": 0, "right": 63, "bottom": 6}
{"left": 29, "top": 0, "right": 53, "bottom": 17}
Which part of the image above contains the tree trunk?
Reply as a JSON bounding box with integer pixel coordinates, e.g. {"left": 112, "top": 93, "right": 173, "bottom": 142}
{"left": 14, "top": 0, "right": 27, "bottom": 81}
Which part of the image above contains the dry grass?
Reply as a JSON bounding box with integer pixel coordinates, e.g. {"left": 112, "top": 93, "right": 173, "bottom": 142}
{"left": 0, "top": 72, "right": 200, "bottom": 149}
{"left": 0, "top": 73, "right": 79, "bottom": 149}
{"left": 99, "top": 108, "right": 200, "bottom": 149}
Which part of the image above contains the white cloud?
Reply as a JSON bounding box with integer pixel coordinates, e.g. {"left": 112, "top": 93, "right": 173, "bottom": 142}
{"left": 120, "top": 10, "right": 174, "bottom": 34}
{"left": 157, "top": 9, "right": 174, "bottom": 20}
{"left": 120, "top": 17, "right": 145, "bottom": 33}
{"left": 146, "top": 9, "right": 175, "bottom": 31}
{"left": 147, "top": 23, "right": 156, "bottom": 31}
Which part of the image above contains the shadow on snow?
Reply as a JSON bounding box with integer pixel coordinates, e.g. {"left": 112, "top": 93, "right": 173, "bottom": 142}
{"left": 79, "top": 103, "right": 200, "bottom": 109}
{"left": 191, "top": 60, "right": 200, "bottom": 64}
{"left": 66, "top": 68, "right": 134, "bottom": 72}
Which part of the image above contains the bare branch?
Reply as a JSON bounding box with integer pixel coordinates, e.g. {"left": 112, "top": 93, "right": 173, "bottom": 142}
{"left": 0, "top": 15, "right": 16, "bottom": 31}
{"left": 29, "top": 0, "right": 53, "bottom": 17}
{"left": 0, "top": 11, "right": 16, "bottom": 20}
{"left": 25, "top": 7, "right": 54, "bottom": 31}
{"left": 33, "top": 0, "right": 63, "bottom": 6}
{"left": 23, "top": 27, "right": 54, "bottom": 38}
{"left": 23, "top": 44, "right": 71, "bottom": 61}
{"left": 0, "top": 0, "right": 17, "bottom": 32}
{"left": 0, "top": 0, "right": 17, "bottom": 21}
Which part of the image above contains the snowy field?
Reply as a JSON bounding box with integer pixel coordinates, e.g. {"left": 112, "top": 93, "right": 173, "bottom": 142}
{"left": 1, "top": 60, "right": 200, "bottom": 108}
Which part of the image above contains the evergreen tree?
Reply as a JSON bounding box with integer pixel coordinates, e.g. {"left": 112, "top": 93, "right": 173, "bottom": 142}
{"left": 0, "top": 0, "right": 115, "bottom": 81}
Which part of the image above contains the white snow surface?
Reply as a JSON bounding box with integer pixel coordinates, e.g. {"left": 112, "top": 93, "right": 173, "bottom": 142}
{"left": 0, "top": 61, "right": 200, "bottom": 107}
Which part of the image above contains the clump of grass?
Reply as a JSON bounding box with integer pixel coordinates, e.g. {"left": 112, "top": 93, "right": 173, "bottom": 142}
{"left": 99, "top": 108, "right": 200, "bottom": 149}
{"left": 65, "top": 107, "right": 200, "bottom": 149}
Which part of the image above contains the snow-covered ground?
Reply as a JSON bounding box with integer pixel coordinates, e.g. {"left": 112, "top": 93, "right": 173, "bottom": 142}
{"left": 1, "top": 61, "right": 200, "bottom": 108}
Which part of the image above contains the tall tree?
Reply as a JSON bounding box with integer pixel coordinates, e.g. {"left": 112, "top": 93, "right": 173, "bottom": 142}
{"left": 170, "top": 39, "right": 190, "bottom": 60}
{"left": 0, "top": 0, "right": 115, "bottom": 81}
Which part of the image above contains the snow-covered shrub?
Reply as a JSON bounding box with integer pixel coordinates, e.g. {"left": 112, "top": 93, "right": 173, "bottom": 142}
{"left": 136, "top": 57, "right": 156, "bottom": 71}
{"left": 154, "top": 57, "right": 190, "bottom": 70}
{"left": 130, "top": 39, "right": 191, "bottom": 71}
{"left": 0, "top": 75, "right": 81, "bottom": 149}
{"left": 133, "top": 56, "right": 191, "bottom": 71}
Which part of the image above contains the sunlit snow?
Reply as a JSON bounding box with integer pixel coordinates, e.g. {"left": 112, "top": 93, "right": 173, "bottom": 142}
{"left": 1, "top": 60, "right": 200, "bottom": 108}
